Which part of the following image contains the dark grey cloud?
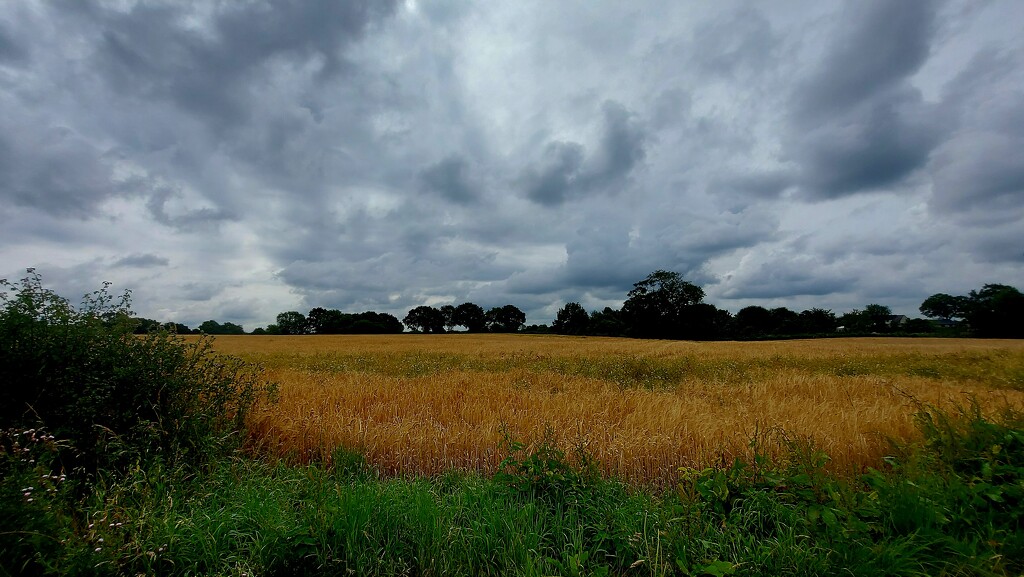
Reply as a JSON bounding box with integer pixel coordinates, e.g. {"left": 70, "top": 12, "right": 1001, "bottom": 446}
{"left": 180, "top": 282, "right": 225, "bottom": 303}
{"left": 795, "top": 0, "right": 939, "bottom": 122}
{"left": 112, "top": 254, "right": 169, "bottom": 269}
{"left": 418, "top": 156, "right": 479, "bottom": 204}
{"left": 522, "top": 141, "right": 585, "bottom": 205}
{"left": 930, "top": 132, "right": 1024, "bottom": 222}
{"left": 691, "top": 6, "right": 777, "bottom": 78}
{"left": 0, "top": 124, "right": 129, "bottom": 217}
{"left": 83, "top": 0, "right": 399, "bottom": 129}
{"left": 793, "top": 87, "right": 941, "bottom": 197}
{"left": 522, "top": 101, "right": 646, "bottom": 205}
{"left": 927, "top": 48, "right": 1024, "bottom": 230}
{"left": 782, "top": 0, "right": 946, "bottom": 199}
{"left": 146, "top": 185, "right": 235, "bottom": 231}
{"left": 721, "top": 263, "right": 854, "bottom": 300}
{"left": 711, "top": 171, "right": 794, "bottom": 199}
{"left": 0, "top": 21, "right": 28, "bottom": 64}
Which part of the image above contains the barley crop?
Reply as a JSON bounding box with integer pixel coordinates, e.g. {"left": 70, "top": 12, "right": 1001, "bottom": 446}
{"left": 203, "top": 335, "right": 1024, "bottom": 488}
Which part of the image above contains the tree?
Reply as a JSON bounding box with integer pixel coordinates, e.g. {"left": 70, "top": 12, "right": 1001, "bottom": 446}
{"left": 621, "top": 270, "right": 704, "bottom": 339}
{"left": 798, "top": 308, "right": 838, "bottom": 334}
{"left": 440, "top": 304, "right": 457, "bottom": 332}
{"left": 351, "top": 311, "right": 404, "bottom": 334}
{"left": 920, "top": 293, "right": 967, "bottom": 321}
{"left": 307, "top": 307, "right": 347, "bottom": 334}
{"left": 198, "top": 320, "right": 244, "bottom": 335}
{"left": 486, "top": 305, "right": 526, "bottom": 333}
{"left": 734, "top": 306, "right": 773, "bottom": 337}
{"left": 453, "top": 302, "right": 487, "bottom": 333}
{"left": 589, "top": 307, "right": 624, "bottom": 336}
{"left": 863, "top": 304, "right": 893, "bottom": 332}
{"left": 552, "top": 302, "right": 590, "bottom": 335}
{"left": 680, "top": 303, "right": 732, "bottom": 340}
{"left": 403, "top": 306, "right": 446, "bottom": 333}
{"left": 769, "top": 307, "right": 801, "bottom": 335}
{"left": 964, "top": 284, "right": 1024, "bottom": 338}
{"left": 131, "top": 317, "right": 163, "bottom": 334}
{"left": 276, "top": 311, "right": 308, "bottom": 335}
{"left": 197, "top": 320, "right": 221, "bottom": 334}
{"left": 163, "top": 322, "right": 194, "bottom": 335}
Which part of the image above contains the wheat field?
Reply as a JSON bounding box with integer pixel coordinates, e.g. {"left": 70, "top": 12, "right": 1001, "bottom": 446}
{"left": 203, "top": 334, "right": 1024, "bottom": 487}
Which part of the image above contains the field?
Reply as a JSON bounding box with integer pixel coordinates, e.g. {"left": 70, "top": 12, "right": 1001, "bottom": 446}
{"left": 205, "top": 335, "right": 1024, "bottom": 488}
{"left": 8, "top": 312, "right": 1024, "bottom": 575}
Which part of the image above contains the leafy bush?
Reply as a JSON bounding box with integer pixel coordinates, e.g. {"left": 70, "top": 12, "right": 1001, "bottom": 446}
{"left": 495, "top": 425, "right": 600, "bottom": 503}
{"left": 0, "top": 270, "right": 275, "bottom": 475}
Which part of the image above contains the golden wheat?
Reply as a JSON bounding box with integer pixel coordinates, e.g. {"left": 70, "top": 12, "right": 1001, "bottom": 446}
{"left": 200, "top": 335, "right": 1024, "bottom": 488}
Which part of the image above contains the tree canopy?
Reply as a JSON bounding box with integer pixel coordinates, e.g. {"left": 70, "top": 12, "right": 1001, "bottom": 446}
{"left": 621, "top": 270, "right": 705, "bottom": 339}
{"left": 552, "top": 302, "right": 590, "bottom": 335}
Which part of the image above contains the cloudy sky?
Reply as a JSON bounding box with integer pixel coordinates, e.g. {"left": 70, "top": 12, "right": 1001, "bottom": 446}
{"left": 2, "top": 0, "right": 1022, "bottom": 329}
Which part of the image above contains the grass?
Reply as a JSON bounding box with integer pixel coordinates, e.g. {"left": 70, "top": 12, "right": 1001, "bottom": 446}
{"left": 199, "top": 335, "right": 1024, "bottom": 487}
{"left": 8, "top": 399, "right": 1024, "bottom": 576}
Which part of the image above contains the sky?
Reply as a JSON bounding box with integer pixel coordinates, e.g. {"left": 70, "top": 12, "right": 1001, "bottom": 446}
{"left": 1, "top": 0, "right": 1023, "bottom": 330}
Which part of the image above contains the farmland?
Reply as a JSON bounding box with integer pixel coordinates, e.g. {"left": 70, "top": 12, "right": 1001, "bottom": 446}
{"left": 6, "top": 287, "right": 1024, "bottom": 576}
{"left": 209, "top": 334, "right": 1024, "bottom": 487}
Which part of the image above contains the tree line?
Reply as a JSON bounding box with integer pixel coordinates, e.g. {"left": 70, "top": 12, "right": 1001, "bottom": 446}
{"left": 131, "top": 270, "right": 1024, "bottom": 339}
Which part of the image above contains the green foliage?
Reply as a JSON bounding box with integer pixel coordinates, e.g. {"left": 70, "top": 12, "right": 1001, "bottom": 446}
{"left": 495, "top": 425, "right": 599, "bottom": 503}
{"left": 920, "top": 293, "right": 968, "bottom": 321}
{"left": 306, "top": 307, "right": 404, "bottom": 334}
{"left": 275, "top": 310, "right": 308, "bottom": 335}
{"left": 403, "top": 305, "right": 446, "bottom": 333}
{"left": 920, "top": 284, "right": 1024, "bottom": 338}
{"left": 0, "top": 270, "right": 275, "bottom": 474}
{"left": 553, "top": 302, "right": 590, "bottom": 335}
{"left": 453, "top": 302, "right": 488, "bottom": 332}
{"left": 622, "top": 270, "right": 706, "bottom": 339}
{"left": 5, "top": 403, "right": 1024, "bottom": 575}
{"left": 486, "top": 304, "right": 527, "bottom": 333}
{"left": 198, "top": 319, "right": 245, "bottom": 334}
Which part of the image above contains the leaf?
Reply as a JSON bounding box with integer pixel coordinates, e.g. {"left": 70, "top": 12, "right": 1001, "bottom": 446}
{"left": 698, "top": 559, "right": 736, "bottom": 576}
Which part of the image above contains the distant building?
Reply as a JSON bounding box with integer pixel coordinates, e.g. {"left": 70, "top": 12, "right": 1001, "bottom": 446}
{"left": 885, "top": 315, "right": 909, "bottom": 328}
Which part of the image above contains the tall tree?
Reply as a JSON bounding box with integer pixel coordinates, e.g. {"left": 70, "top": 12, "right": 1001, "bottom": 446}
{"left": 486, "top": 305, "right": 526, "bottom": 333}
{"left": 621, "top": 270, "right": 704, "bottom": 339}
{"left": 734, "top": 305, "right": 773, "bottom": 337}
{"left": 307, "top": 307, "right": 349, "bottom": 334}
{"left": 589, "top": 307, "right": 624, "bottom": 336}
{"left": 276, "top": 311, "right": 308, "bottom": 335}
{"left": 964, "top": 284, "right": 1024, "bottom": 338}
{"left": 797, "top": 308, "right": 838, "bottom": 334}
{"left": 552, "top": 302, "right": 590, "bottom": 335}
{"left": 920, "top": 293, "right": 968, "bottom": 321}
{"left": 863, "top": 304, "right": 893, "bottom": 332}
{"left": 440, "top": 304, "right": 457, "bottom": 332}
{"left": 453, "top": 302, "right": 487, "bottom": 333}
{"left": 403, "top": 306, "right": 446, "bottom": 333}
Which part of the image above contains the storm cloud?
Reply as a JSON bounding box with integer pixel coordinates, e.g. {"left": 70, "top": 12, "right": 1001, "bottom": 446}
{"left": 2, "top": 0, "right": 1022, "bottom": 329}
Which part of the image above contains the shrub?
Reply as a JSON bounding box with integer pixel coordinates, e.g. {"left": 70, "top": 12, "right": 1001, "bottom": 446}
{"left": 0, "top": 270, "right": 275, "bottom": 475}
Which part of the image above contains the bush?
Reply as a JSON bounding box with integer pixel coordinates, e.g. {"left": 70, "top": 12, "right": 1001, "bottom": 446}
{"left": 0, "top": 270, "right": 275, "bottom": 475}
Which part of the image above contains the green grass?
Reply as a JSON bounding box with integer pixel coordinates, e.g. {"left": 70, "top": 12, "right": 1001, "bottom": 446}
{"left": 4, "top": 401, "right": 1024, "bottom": 576}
